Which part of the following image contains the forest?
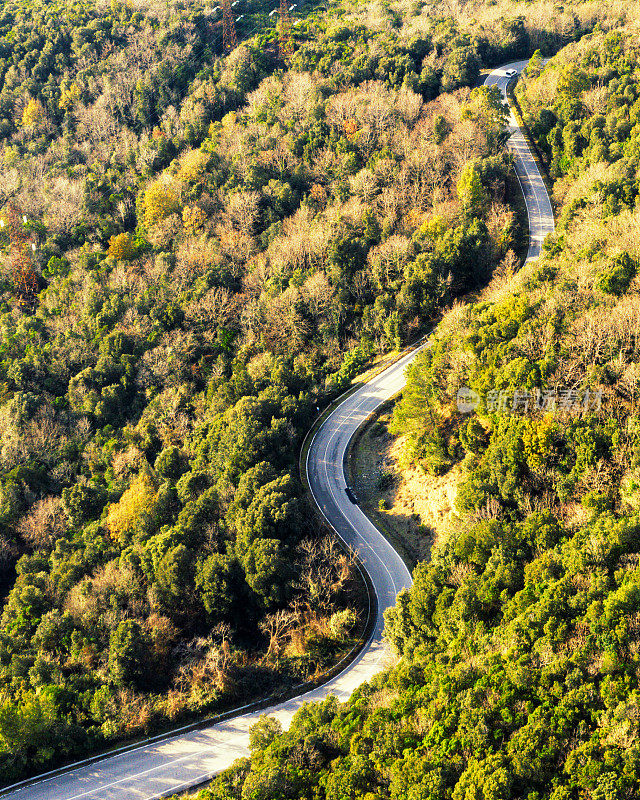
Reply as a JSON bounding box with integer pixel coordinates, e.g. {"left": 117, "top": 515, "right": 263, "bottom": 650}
{"left": 192, "top": 3, "right": 640, "bottom": 800}
{"left": 0, "top": 0, "right": 562, "bottom": 781}
{"left": 0, "top": 0, "right": 637, "bottom": 788}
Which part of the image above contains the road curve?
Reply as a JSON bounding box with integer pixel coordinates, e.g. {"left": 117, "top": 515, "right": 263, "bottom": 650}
{"left": 485, "top": 60, "right": 555, "bottom": 262}
{"left": 0, "top": 59, "right": 553, "bottom": 800}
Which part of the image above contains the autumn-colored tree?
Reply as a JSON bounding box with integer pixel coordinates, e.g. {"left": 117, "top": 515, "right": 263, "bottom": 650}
{"left": 309, "top": 184, "right": 328, "bottom": 207}
{"left": 58, "top": 83, "right": 80, "bottom": 111}
{"left": 17, "top": 497, "right": 67, "bottom": 550}
{"left": 106, "top": 472, "right": 156, "bottom": 543}
{"left": 177, "top": 150, "right": 210, "bottom": 185}
{"left": 227, "top": 190, "right": 260, "bottom": 234}
{"left": 221, "top": 0, "right": 237, "bottom": 52}
{"left": 141, "top": 182, "right": 180, "bottom": 228}
{"left": 182, "top": 205, "right": 207, "bottom": 235}
{"left": 21, "top": 98, "right": 45, "bottom": 128}
{"left": 107, "top": 232, "right": 137, "bottom": 261}
{"left": 11, "top": 250, "right": 38, "bottom": 305}
{"left": 278, "top": 0, "right": 293, "bottom": 64}
{"left": 2, "top": 204, "right": 29, "bottom": 247}
{"left": 343, "top": 118, "right": 358, "bottom": 137}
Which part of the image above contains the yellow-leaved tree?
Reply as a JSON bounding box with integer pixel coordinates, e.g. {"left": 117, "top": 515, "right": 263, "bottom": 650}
{"left": 106, "top": 472, "right": 156, "bottom": 543}
{"left": 142, "top": 182, "right": 179, "bottom": 228}
{"left": 182, "top": 205, "right": 207, "bottom": 235}
{"left": 107, "top": 232, "right": 137, "bottom": 261}
{"left": 21, "top": 99, "right": 45, "bottom": 128}
{"left": 177, "top": 149, "right": 210, "bottom": 185}
{"left": 59, "top": 83, "right": 80, "bottom": 111}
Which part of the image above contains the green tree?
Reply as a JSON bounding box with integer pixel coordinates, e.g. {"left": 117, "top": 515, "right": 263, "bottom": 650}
{"left": 108, "top": 620, "right": 148, "bottom": 688}
{"left": 154, "top": 544, "right": 193, "bottom": 610}
{"left": 248, "top": 715, "right": 283, "bottom": 752}
{"left": 452, "top": 755, "right": 513, "bottom": 800}
{"left": 196, "top": 553, "right": 244, "bottom": 623}
{"left": 597, "top": 252, "right": 636, "bottom": 296}
{"left": 154, "top": 446, "right": 183, "bottom": 480}
{"left": 462, "top": 85, "right": 509, "bottom": 149}
{"left": 457, "top": 162, "right": 487, "bottom": 218}
{"left": 441, "top": 47, "right": 481, "bottom": 92}
{"left": 557, "top": 64, "right": 590, "bottom": 98}
{"left": 433, "top": 114, "right": 449, "bottom": 144}
{"left": 526, "top": 49, "right": 544, "bottom": 79}
{"left": 0, "top": 692, "right": 58, "bottom": 759}
{"left": 61, "top": 483, "right": 104, "bottom": 527}
{"left": 242, "top": 538, "right": 288, "bottom": 608}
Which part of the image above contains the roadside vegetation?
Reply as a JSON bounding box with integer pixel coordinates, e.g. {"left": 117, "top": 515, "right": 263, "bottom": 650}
{"left": 0, "top": 0, "right": 543, "bottom": 781}
{"left": 349, "top": 405, "right": 434, "bottom": 567}
{"left": 196, "top": 9, "right": 640, "bottom": 800}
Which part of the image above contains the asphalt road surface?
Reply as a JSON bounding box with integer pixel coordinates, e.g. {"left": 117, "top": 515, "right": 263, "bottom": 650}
{"left": 1, "top": 59, "right": 554, "bottom": 800}
{"left": 484, "top": 61, "right": 555, "bottom": 262}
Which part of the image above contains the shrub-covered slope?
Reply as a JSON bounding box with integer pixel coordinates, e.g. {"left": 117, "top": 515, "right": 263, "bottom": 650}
{"left": 0, "top": 0, "right": 543, "bottom": 781}
{"left": 200, "top": 19, "right": 640, "bottom": 800}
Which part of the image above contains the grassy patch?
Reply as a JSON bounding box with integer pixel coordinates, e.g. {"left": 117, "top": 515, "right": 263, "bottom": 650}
{"left": 348, "top": 403, "right": 432, "bottom": 571}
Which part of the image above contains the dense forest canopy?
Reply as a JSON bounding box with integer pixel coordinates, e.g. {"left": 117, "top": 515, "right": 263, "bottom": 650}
{"left": 195, "top": 6, "right": 640, "bottom": 800}
{"left": 0, "top": 0, "right": 576, "bottom": 781}
{"left": 0, "top": 0, "right": 636, "bottom": 787}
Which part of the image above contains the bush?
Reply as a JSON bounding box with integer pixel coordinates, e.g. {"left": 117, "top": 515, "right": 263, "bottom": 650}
{"left": 597, "top": 252, "right": 636, "bottom": 296}
{"left": 329, "top": 608, "right": 357, "bottom": 638}
{"left": 377, "top": 472, "right": 395, "bottom": 491}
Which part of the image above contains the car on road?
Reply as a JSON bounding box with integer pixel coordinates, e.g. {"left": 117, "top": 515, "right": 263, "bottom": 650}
{"left": 505, "top": 68, "right": 518, "bottom": 77}
{"left": 345, "top": 486, "right": 359, "bottom": 504}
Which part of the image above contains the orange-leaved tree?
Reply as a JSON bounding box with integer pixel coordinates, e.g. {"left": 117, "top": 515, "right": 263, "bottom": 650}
{"left": 2, "top": 204, "right": 38, "bottom": 306}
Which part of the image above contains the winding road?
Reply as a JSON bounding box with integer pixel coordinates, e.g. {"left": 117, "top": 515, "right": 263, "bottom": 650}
{"left": 485, "top": 60, "right": 555, "bottom": 262}
{"left": 0, "top": 60, "right": 553, "bottom": 800}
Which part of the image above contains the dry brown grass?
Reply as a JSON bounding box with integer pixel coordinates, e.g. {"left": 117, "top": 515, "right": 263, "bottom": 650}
{"left": 352, "top": 412, "right": 462, "bottom": 562}
{"left": 285, "top": 615, "right": 333, "bottom": 658}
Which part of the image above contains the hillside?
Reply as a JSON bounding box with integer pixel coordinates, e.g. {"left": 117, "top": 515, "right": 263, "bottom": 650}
{"left": 194, "top": 10, "right": 640, "bottom": 800}
{"left": 0, "top": 0, "right": 579, "bottom": 782}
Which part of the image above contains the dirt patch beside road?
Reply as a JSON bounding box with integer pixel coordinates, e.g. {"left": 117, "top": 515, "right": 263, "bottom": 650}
{"left": 349, "top": 405, "right": 462, "bottom": 570}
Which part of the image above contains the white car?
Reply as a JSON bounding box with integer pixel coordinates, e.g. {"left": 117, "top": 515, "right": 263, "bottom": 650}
{"left": 505, "top": 69, "right": 518, "bottom": 78}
